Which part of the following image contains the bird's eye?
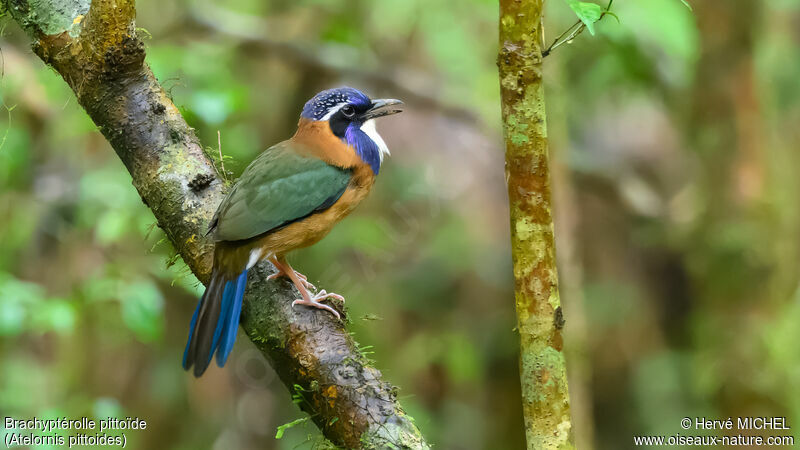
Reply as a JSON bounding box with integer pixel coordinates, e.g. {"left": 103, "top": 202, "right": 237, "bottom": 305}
{"left": 341, "top": 105, "right": 355, "bottom": 118}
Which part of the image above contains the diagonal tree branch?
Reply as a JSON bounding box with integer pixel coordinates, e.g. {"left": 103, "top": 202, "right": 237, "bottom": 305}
{"left": 2, "top": 0, "right": 428, "bottom": 447}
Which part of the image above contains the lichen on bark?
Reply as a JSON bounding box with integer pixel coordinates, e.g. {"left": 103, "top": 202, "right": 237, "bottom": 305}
{"left": 498, "top": 0, "right": 575, "bottom": 448}
{"left": 6, "top": 0, "right": 89, "bottom": 36}
{"left": 2, "top": 0, "right": 428, "bottom": 447}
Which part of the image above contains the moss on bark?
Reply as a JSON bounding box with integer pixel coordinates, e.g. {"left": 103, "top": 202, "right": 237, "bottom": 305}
{"left": 3, "top": 0, "right": 427, "bottom": 447}
{"left": 498, "top": 0, "right": 576, "bottom": 448}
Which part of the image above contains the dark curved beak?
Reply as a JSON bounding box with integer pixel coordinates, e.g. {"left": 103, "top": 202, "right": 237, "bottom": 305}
{"left": 361, "top": 99, "right": 404, "bottom": 120}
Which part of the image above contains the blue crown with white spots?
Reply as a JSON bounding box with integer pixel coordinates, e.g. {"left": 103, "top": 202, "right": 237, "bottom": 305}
{"left": 301, "top": 87, "right": 371, "bottom": 120}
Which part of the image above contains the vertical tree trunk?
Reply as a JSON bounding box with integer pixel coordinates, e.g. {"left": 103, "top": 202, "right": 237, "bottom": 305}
{"left": 498, "top": 1, "right": 575, "bottom": 448}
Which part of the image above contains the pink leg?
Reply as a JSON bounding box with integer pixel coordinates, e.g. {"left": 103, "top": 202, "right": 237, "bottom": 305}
{"left": 268, "top": 256, "right": 315, "bottom": 290}
{"left": 270, "top": 256, "right": 343, "bottom": 319}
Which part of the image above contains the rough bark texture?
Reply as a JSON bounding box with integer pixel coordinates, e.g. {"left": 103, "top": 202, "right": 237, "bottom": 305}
{"left": 2, "top": 0, "right": 428, "bottom": 447}
{"left": 497, "top": 0, "right": 575, "bottom": 448}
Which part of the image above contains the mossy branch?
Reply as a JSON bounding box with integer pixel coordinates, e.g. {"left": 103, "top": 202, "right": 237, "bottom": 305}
{"left": 498, "top": 0, "right": 576, "bottom": 448}
{"left": 1, "top": 0, "right": 427, "bottom": 447}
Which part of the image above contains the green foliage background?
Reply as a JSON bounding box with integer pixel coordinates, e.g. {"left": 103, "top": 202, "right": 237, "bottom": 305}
{"left": 1, "top": 0, "right": 799, "bottom": 448}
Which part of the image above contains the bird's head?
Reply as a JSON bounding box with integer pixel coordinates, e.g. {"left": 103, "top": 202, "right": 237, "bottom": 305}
{"left": 301, "top": 87, "right": 403, "bottom": 174}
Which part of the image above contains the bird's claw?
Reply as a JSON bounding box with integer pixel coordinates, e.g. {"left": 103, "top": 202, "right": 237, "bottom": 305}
{"left": 291, "top": 290, "right": 345, "bottom": 320}
{"left": 316, "top": 289, "right": 345, "bottom": 304}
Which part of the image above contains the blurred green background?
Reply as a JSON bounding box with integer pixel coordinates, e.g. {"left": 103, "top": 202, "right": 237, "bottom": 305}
{"left": 1, "top": 0, "right": 799, "bottom": 448}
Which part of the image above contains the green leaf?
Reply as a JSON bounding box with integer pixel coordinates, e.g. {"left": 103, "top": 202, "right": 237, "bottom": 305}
{"left": 566, "top": 0, "right": 604, "bottom": 35}
{"left": 275, "top": 417, "right": 309, "bottom": 439}
{"left": 93, "top": 397, "right": 123, "bottom": 419}
{"left": 190, "top": 90, "right": 233, "bottom": 125}
{"left": 0, "top": 272, "right": 46, "bottom": 335}
{"left": 120, "top": 280, "right": 164, "bottom": 342}
{"left": 678, "top": 0, "right": 692, "bottom": 11}
{"left": 96, "top": 210, "right": 133, "bottom": 245}
{"left": 31, "top": 299, "right": 76, "bottom": 333}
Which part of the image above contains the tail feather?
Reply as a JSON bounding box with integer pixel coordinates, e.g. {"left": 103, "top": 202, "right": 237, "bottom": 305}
{"left": 182, "top": 268, "right": 248, "bottom": 377}
{"left": 181, "top": 299, "right": 201, "bottom": 369}
{"left": 216, "top": 270, "right": 248, "bottom": 367}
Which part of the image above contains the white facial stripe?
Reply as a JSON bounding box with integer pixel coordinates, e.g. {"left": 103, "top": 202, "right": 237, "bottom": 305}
{"left": 321, "top": 102, "right": 349, "bottom": 121}
{"left": 361, "top": 119, "right": 390, "bottom": 162}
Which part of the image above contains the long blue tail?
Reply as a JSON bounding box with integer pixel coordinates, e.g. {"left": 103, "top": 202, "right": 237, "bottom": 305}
{"left": 182, "top": 269, "right": 248, "bottom": 377}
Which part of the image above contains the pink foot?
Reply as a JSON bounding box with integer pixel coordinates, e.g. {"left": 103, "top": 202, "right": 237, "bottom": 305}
{"left": 291, "top": 290, "right": 344, "bottom": 319}
{"left": 271, "top": 256, "right": 344, "bottom": 320}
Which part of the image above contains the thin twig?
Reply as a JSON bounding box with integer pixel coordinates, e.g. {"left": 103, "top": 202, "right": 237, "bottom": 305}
{"left": 217, "top": 130, "right": 225, "bottom": 176}
{"left": 542, "top": 20, "right": 583, "bottom": 57}
{"left": 542, "top": 0, "right": 614, "bottom": 57}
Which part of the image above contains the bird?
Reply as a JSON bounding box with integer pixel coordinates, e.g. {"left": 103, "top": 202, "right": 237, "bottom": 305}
{"left": 182, "top": 87, "right": 403, "bottom": 377}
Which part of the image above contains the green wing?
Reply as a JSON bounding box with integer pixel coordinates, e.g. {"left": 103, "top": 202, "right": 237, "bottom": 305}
{"left": 211, "top": 141, "right": 352, "bottom": 242}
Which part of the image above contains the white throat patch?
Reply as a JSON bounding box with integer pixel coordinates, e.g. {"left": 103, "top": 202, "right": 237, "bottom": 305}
{"left": 360, "top": 119, "right": 390, "bottom": 163}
